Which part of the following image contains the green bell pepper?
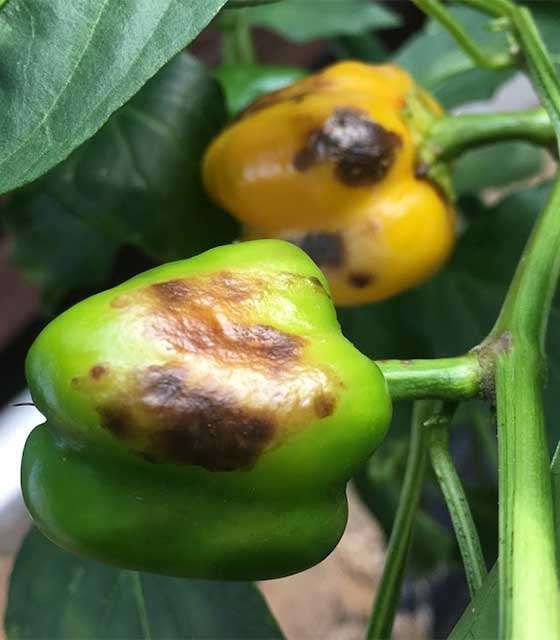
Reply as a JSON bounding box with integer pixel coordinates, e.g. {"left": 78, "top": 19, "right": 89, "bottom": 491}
{"left": 22, "top": 240, "right": 391, "bottom": 580}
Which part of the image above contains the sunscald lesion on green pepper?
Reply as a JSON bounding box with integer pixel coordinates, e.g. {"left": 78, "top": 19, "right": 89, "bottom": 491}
{"left": 22, "top": 239, "right": 391, "bottom": 580}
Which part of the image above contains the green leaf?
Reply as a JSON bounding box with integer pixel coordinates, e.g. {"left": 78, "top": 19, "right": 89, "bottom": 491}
{"left": 0, "top": 0, "right": 228, "bottom": 195}
{"left": 214, "top": 64, "right": 307, "bottom": 117}
{"left": 453, "top": 142, "right": 545, "bottom": 196}
{"left": 531, "top": 4, "right": 560, "bottom": 58}
{"left": 244, "top": 0, "right": 400, "bottom": 43}
{"left": 394, "top": 7, "right": 513, "bottom": 108}
{"left": 6, "top": 528, "right": 283, "bottom": 639}
{"left": 3, "top": 53, "right": 238, "bottom": 302}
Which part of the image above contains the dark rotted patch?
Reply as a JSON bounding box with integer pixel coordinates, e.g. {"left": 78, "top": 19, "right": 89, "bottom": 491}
{"left": 90, "top": 364, "right": 109, "bottom": 380}
{"left": 294, "top": 107, "right": 402, "bottom": 187}
{"left": 293, "top": 232, "right": 345, "bottom": 269}
{"left": 99, "top": 405, "right": 133, "bottom": 438}
{"left": 97, "top": 365, "right": 276, "bottom": 472}
{"left": 348, "top": 272, "right": 375, "bottom": 288}
{"left": 415, "top": 162, "right": 430, "bottom": 179}
{"left": 314, "top": 393, "right": 336, "bottom": 419}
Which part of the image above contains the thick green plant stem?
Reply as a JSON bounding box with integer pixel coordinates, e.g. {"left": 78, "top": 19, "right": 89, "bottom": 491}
{"left": 429, "top": 408, "right": 487, "bottom": 597}
{"left": 494, "top": 344, "right": 560, "bottom": 639}
{"left": 423, "top": 108, "right": 555, "bottom": 164}
{"left": 485, "top": 178, "right": 560, "bottom": 640}
{"left": 366, "top": 400, "right": 436, "bottom": 640}
{"left": 411, "top": 0, "right": 515, "bottom": 69}
{"left": 377, "top": 355, "right": 482, "bottom": 402}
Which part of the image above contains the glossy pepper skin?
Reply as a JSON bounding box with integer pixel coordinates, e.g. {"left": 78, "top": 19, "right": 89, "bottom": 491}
{"left": 22, "top": 240, "right": 391, "bottom": 580}
{"left": 203, "top": 61, "right": 456, "bottom": 306}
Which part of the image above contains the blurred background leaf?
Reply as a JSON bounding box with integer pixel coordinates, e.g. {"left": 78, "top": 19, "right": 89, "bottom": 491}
{"left": 2, "top": 53, "right": 237, "bottom": 305}
{"left": 395, "top": 7, "right": 514, "bottom": 108}
{"left": 214, "top": 64, "right": 307, "bottom": 116}
{"left": 452, "top": 143, "right": 545, "bottom": 196}
{"left": 6, "top": 528, "right": 283, "bottom": 639}
{"left": 243, "top": 0, "right": 401, "bottom": 42}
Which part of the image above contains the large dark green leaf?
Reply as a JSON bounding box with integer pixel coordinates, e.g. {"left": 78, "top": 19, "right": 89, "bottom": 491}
{"left": 0, "top": 0, "right": 228, "bottom": 195}
{"left": 453, "top": 143, "right": 545, "bottom": 196}
{"left": 6, "top": 528, "right": 283, "bottom": 639}
{"left": 243, "top": 0, "right": 400, "bottom": 43}
{"left": 394, "top": 7, "right": 514, "bottom": 108}
{"left": 531, "top": 3, "right": 560, "bottom": 57}
{"left": 3, "top": 53, "right": 237, "bottom": 302}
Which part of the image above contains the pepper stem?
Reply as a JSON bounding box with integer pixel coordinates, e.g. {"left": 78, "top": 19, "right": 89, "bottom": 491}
{"left": 428, "top": 405, "right": 487, "bottom": 597}
{"left": 422, "top": 108, "right": 555, "bottom": 167}
{"left": 366, "top": 400, "right": 439, "bottom": 640}
{"left": 219, "top": 9, "right": 256, "bottom": 66}
{"left": 376, "top": 355, "right": 483, "bottom": 402}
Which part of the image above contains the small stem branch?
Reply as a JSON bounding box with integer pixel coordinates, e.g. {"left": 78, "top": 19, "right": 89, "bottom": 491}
{"left": 455, "top": 0, "right": 511, "bottom": 18}
{"left": 423, "top": 108, "right": 555, "bottom": 165}
{"left": 377, "top": 355, "right": 482, "bottom": 402}
{"left": 429, "top": 406, "right": 487, "bottom": 597}
{"left": 219, "top": 10, "right": 255, "bottom": 65}
{"left": 411, "top": 0, "right": 516, "bottom": 70}
{"left": 366, "top": 400, "right": 436, "bottom": 640}
{"left": 485, "top": 135, "right": 560, "bottom": 640}
{"left": 509, "top": 5, "right": 560, "bottom": 152}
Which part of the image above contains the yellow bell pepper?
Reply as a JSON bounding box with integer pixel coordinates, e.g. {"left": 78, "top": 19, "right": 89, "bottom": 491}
{"left": 203, "top": 61, "right": 456, "bottom": 306}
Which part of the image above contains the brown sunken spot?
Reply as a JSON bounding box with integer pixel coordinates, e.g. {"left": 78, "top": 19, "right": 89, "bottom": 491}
{"left": 294, "top": 107, "right": 402, "bottom": 187}
{"left": 348, "top": 272, "right": 375, "bottom": 288}
{"left": 90, "top": 364, "right": 109, "bottom": 380}
{"left": 314, "top": 393, "right": 336, "bottom": 419}
{"left": 415, "top": 162, "right": 430, "bottom": 179}
{"left": 110, "top": 295, "right": 131, "bottom": 309}
{"left": 99, "top": 406, "right": 133, "bottom": 438}
{"left": 293, "top": 232, "right": 345, "bottom": 269}
{"left": 98, "top": 365, "right": 276, "bottom": 471}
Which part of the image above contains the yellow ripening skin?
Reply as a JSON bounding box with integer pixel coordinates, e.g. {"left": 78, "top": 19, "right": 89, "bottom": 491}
{"left": 203, "top": 61, "right": 456, "bottom": 306}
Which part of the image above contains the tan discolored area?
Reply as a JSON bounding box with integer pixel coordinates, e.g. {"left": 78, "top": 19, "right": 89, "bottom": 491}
{"left": 294, "top": 108, "right": 402, "bottom": 187}
{"left": 74, "top": 271, "right": 340, "bottom": 471}
{"left": 95, "top": 363, "right": 278, "bottom": 471}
